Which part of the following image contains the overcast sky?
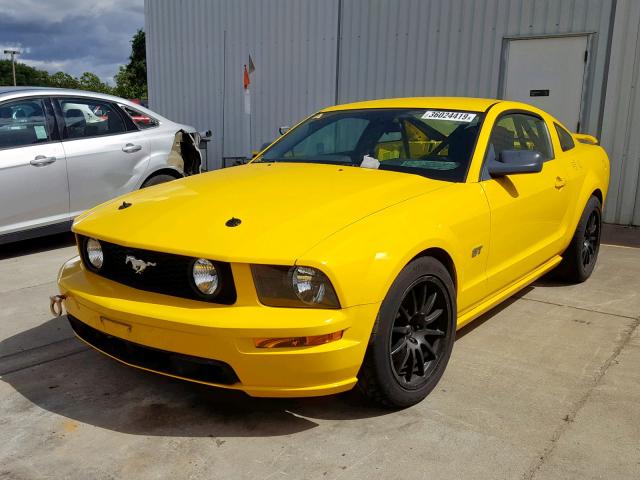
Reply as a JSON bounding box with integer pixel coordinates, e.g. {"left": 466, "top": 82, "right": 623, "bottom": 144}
{"left": 0, "top": 0, "right": 144, "bottom": 84}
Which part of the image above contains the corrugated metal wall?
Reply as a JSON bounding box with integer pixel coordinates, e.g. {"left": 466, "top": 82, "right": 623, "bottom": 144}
{"left": 599, "top": 0, "right": 640, "bottom": 225}
{"left": 337, "top": 0, "right": 613, "bottom": 136}
{"left": 145, "top": 0, "right": 338, "bottom": 168}
{"left": 146, "top": 0, "right": 640, "bottom": 225}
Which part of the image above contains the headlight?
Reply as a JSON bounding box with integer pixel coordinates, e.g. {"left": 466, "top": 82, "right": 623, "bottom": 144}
{"left": 251, "top": 265, "right": 340, "bottom": 309}
{"left": 192, "top": 258, "right": 219, "bottom": 296}
{"left": 291, "top": 266, "right": 331, "bottom": 305}
{"left": 85, "top": 238, "right": 103, "bottom": 270}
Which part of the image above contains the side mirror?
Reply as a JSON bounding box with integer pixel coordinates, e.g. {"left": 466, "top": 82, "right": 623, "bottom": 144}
{"left": 488, "top": 149, "right": 543, "bottom": 177}
{"left": 278, "top": 126, "right": 290, "bottom": 135}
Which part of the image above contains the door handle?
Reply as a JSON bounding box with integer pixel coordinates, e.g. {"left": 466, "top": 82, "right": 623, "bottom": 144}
{"left": 555, "top": 176, "right": 566, "bottom": 189}
{"left": 122, "top": 143, "right": 142, "bottom": 153}
{"left": 30, "top": 155, "right": 56, "bottom": 167}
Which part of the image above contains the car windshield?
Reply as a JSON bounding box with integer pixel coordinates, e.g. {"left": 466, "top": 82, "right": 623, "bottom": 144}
{"left": 256, "top": 108, "right": 483, "bottom": 182}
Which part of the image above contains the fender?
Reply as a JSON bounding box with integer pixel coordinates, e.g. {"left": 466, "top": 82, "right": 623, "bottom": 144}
{"left": 564, "top": 147, "right": 609, "bottom": 248}
{"left": 298, "top": 184, "right": 490, "bottom": 311}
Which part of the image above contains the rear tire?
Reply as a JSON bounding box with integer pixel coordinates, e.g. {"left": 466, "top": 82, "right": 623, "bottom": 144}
{"left": 556, "top": 196, "right": 602, "bottom": 283}
{"left": 358, "top": 256, "right": 456, "bottom": 408}
{"left": 141, "top": 174, "right": 178, "bottom": 188}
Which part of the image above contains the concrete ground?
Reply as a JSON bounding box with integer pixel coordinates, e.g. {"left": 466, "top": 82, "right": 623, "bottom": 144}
{"left": 1, "top": 232, "right": 639, "bottom": 480}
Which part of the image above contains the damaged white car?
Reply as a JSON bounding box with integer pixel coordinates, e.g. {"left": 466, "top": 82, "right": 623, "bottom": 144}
{"left": 0, "top": 87, "right": 203, "bottom": 244}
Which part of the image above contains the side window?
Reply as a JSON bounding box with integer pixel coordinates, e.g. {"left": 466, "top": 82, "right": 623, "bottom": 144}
{"left": 58, "top": 98, "right": 125, "bottom": 139}
{"left": 121, "top": 105, "right": 159, "bottom": 129}
{"left": 0, "top": 99, "right": 51, "bottom": 149}
{"left": 289, "top": 118, "right": 369, "bottom": 158}
{"left": 490, "top": 113, "right": 553, "bottom": 161}
{"left": 555, "top": 123, "right": 575, "bottom": 151}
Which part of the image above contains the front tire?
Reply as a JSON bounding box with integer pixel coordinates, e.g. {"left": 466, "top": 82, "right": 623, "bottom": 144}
{"left": 358, "top": 256, "right": 456, "bottom": 408}
{"left": 557, "top": 196, "right": 602, "bottom": 283}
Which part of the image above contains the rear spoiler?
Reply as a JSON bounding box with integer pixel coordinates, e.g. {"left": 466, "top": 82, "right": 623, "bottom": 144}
{"left": 574, "top": 133, "right": 599, "bottom": 145}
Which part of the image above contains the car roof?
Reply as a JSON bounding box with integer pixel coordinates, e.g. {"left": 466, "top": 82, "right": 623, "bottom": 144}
{"left": 0, "top": 86, "right": 171, "bottom": 123}
{"left": 0, "top": 86, "right": 130, "bottom": 103}
{"left": 322, "top": 97, "right": 503, "bottom": 113}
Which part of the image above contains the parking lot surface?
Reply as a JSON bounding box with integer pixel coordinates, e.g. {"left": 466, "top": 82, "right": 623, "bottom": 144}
{"left": 1, "top": 233, "right": 639, "bottom": 480}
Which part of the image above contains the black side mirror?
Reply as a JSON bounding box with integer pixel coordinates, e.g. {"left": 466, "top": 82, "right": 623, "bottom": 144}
{"left": 278, "top": 126, "right": 290, "bottom": 135}
{"left": 487, "top": 149, "right": 543, "bottom": 177}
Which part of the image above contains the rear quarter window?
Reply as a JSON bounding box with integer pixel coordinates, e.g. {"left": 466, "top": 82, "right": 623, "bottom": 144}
{"left": 121, "top": 105, "right": 159, "bottom": 130}
{"left": 555, "top": 123, "right": 575, "bottom": 151}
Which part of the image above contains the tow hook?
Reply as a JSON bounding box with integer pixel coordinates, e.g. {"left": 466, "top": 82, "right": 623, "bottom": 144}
{"left": 50, "top": 294, "right": 67, "bottom": 317}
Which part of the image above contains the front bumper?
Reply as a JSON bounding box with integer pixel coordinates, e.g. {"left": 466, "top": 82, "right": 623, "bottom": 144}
{"left": 57, "top": 256, "right": 380, "bottom": 397}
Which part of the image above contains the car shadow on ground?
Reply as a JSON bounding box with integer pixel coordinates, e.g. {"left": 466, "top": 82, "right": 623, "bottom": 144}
{"left": 0, "top": 232, "right": 75, "bottom": 260}
{"left": 1, "top": 285, "right": 537, "bottom": 438}
{"left": 1, "top": 316, "right": 390, "bottom": 438}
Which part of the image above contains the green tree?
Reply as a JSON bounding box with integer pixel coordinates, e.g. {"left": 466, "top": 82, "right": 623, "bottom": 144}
{"left": 47, "top": 71, "right": 80, "bottom": 89}
{"left": 0, "top": 59, "right": 50, "bottom": 86}
{"left": 114, "top": 29, "right": 147, "bottom": 99}
{"left": 78, "top": 72, "right": 113, "bottom": 94}
{"left": 1, "top": 29, "right": 146, "bottom": 96}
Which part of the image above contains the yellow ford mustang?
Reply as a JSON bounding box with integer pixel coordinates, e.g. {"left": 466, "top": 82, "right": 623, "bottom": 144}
{"left": 55, "top": 97, "right": 609, "bottom": 407}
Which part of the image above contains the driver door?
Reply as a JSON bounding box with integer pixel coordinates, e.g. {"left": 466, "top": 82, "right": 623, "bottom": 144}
{"left": 481, "top": 112, "right": 569, "bottom": 294}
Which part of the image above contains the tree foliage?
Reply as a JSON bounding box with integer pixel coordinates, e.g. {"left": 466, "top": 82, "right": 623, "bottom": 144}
{"left": 0, "top": 30, "right": 147, "bottom": 99}
{"left": 113, "top": 29, "right": 148, "bottom": 99}
{"left": 0, "top": 59, "right": 51, "bottom": 86}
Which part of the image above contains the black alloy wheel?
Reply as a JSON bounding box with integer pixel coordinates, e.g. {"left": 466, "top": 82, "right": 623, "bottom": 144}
{"left": 358, "top": 256, "right": 456, "bottom": 408}
{"left": 581, "top": 209, "right": 600, "bottom": 269}
{"left": 389, "top": 276, "right": 451, "bottom": 388}
{"left": 556, "top": 195, "right": 602, "bottom": 283}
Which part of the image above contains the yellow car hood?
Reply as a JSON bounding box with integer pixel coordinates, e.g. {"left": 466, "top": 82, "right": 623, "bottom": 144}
{"left": 73, "top": 162, "right": 447, "bottom": 263}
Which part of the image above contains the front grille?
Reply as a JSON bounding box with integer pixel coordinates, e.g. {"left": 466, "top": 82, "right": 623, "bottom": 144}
{"left": 77, "top": 235, "right": 236, "bottom": 304}
{"left": 68, "top": 315, "right": 240, "bottom": 385}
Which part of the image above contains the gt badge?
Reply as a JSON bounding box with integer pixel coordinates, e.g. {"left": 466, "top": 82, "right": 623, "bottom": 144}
{"left": 125, "top": 255, "right": 157, "bottom": 274}
{"left": 471, "top": 245, "right": 483, "bottom": 258}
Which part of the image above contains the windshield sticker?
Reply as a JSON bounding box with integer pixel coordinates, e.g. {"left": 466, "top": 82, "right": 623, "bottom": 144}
{"left": 422, "top": 111, "right": 477, "bottom": 122}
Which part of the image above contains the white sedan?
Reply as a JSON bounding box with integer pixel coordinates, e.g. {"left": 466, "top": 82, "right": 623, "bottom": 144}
{"left": 0, "top": 87, "right": 203, "bottom": 244}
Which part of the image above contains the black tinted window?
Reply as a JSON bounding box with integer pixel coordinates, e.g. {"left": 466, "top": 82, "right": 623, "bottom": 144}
{"left": 555, "top": 123, "right": 575, "bottom": 151}
{"left": 490, "top": 113, "right": 553, "bottom": 161}
{"left": 58, "top": 98, "right": 125, "bottom": 139}
{"left": 0, "top": 99, "right": 50, "bottom": 149}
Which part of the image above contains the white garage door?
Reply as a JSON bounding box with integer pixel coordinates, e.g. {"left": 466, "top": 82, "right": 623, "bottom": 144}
{"left": 502, "top": 35, "right": 589, "bottom": 132}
